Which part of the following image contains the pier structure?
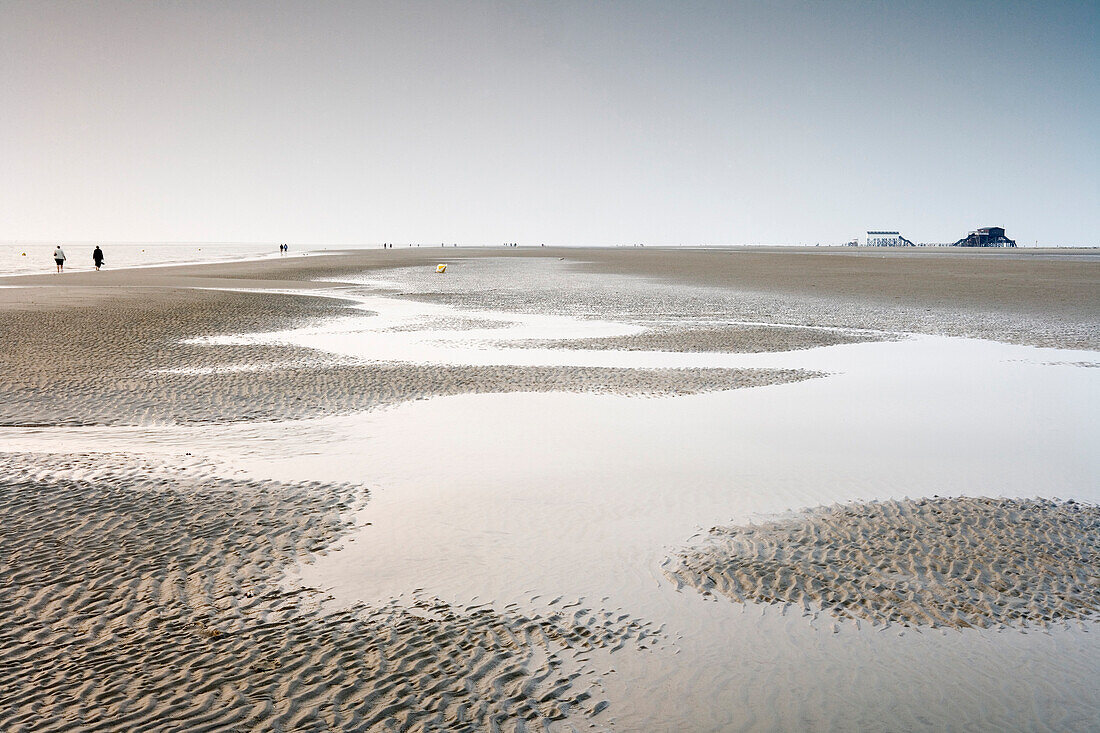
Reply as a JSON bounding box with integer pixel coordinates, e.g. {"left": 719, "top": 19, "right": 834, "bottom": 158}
{"left": 866, "top": 231, "right": 915, "bottom": 247}
{"left": 953, "top": 227, "right": 1017, "bottom": 247}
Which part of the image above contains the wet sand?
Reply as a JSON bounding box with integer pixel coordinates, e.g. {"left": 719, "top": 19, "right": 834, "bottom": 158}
{"left": 506, "top": 324, "right": 894, "bottom": 354}
{"left": 666, "top": 496, "right": 1100, "bottom": 629}
{"left": 0, "top": 451, "right": 657, "bottom": 731}
{"left": 576, "top": 247, "right": 1100, "bottom": 349}
{"left": 2, "top": 246, "right": 1098, "bottom": 730}
{"left": 0, "top": 282, "right": 813, "bottom": 427}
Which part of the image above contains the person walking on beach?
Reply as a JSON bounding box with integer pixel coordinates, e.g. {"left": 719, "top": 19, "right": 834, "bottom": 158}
{"left": 53, "top": 245, "right": 66, "bottom": 273}
{"left": 92, "top": 245, "right": 104, "bottom": 271}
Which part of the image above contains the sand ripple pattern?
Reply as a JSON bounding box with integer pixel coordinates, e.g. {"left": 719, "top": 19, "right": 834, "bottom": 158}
{"left": 0, "top": 286, "right": 817, "bottom": 427}
{"left": 503, "top": 324, "right": 888, "bottom": 353}
{"left": 666, "top": 497, "right": 1100, "bottom": 629}
{"left": 1, "top": 452, "right": 660, "bottom": 731}
{"left": 380, "top": 254, "right": 1100, "bottom": 350}
{"left": 0, "top": 362, "right": 815, "bottom": 427}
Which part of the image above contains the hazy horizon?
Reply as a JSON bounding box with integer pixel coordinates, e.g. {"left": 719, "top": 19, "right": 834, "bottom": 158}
{"left": 3, "top": 239, "right": 1099, "bottom": 249}
{"left": 2, "top": 0, "right": 1097, "bottom": 246}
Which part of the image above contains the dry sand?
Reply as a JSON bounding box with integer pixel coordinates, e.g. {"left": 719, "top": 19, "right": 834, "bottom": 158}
{"left": 665, "top": 496, "right": 1100, "bottom": 629}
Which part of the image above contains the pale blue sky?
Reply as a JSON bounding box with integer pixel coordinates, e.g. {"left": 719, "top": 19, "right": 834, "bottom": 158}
{"left": 1, "top": 1, "right": 1097, "bottom": 245}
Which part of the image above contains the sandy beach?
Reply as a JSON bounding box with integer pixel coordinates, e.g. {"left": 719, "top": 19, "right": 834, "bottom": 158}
{"left": 2, "top": 246, "right": 1099, "bottom": 731}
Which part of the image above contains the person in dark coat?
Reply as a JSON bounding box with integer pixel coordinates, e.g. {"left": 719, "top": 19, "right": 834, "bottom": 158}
{"left": 92, "top": 246, "right": 105, "bottom": 271}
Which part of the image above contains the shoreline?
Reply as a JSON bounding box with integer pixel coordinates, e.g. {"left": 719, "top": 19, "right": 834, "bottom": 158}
{"left": 0, "top": 244, "right": 322, "bottom": 279}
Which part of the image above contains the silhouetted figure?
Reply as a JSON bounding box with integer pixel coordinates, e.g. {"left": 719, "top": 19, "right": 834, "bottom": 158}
{"left": 92, "top": 245, "right": 104, "bottom": 270}
{"left": 53, "top": 246, "right": 66, "bottom": 273}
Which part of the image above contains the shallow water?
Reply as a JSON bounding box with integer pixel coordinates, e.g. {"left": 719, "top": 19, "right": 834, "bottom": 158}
{"left": 0, "top": 241, "right": 300, "bottom": 276}
{"left": 6, "top": 258, "right": 1099, "bottom": 730}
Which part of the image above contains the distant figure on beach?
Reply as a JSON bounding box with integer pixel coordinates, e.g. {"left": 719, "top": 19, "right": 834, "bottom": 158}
{"left": 53, "top": 245, "right": 66, "bottom": 272}
{"left": 92, "top": 245, "right": 104, "bottom": 270}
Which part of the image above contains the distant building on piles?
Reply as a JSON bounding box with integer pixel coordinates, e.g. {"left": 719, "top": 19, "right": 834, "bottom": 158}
{"left": 866, "top": 231, "right": 915, "bottom": 247}
{"left": 953, "top": 226, "right": 1017, "bottom": 247}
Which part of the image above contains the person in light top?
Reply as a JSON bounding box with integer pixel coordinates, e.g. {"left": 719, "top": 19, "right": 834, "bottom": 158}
{"left": 53, "top": 245, "right": 66, "bottom": 273}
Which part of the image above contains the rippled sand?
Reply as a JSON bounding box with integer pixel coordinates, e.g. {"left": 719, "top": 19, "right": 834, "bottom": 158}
{"left": 666, "top": 496, "right": 1100, "bottom": 628}
{"left": 0, "top": 284, "right": 816, "bottom": 427}
{"left": 1, "top": 247, "right": 1097, "bottom": 730}
{"left": 0, "top": 452, "right": 661, "bottom": 732}
{"left": 506, "top": 323, "right": 892, "bottom": 353}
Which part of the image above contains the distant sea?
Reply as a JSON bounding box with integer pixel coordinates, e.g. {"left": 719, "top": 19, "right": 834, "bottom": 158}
{"left": 0, "top": 241, "right": 583, "bottom": 276}
{"left": 0, "top": 242, "right": 329, "bottom": 277}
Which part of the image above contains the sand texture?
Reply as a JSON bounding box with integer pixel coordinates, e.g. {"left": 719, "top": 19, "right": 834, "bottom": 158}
{"left": 0, "top": 452, "right": 660, "bottom": 732}
{"left": 2, "top": 248, "right": 1098, "bottom": 730}
{"left": 0, "top": 284, "right": 816, "bottom": 427}
{"left": 6, "top": 246, "right": 1098, "bottom": 352}
{"left": 505, "top": 324, "right": 890, "bottom": 353}
{"left": 0, "top": 357, "right": 817, "bottom": 427}
{"left": 343, "top": 248, "right": 1098, "bottom": 351}
{"left": 382, "top": 315, "right": 513, "bottom": 332}
{"left": 666, "top": 497, "right": 1100, "bottom": 629}
{"left": 575, "top": 248, "right": 1100, "bottom": 350}
{"left": 188, "top": 245, "right": 1098, "bottom": 343}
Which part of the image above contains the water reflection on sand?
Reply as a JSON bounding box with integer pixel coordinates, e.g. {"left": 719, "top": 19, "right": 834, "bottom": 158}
{"left": 6, "top": 262, "right": 1099, "bottom": 731}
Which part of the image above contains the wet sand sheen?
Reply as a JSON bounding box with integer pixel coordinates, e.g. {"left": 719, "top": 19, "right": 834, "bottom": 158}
{"left": 0, "top": 452, "right": 660, "bottom": 732}
{"left": 0, "top": 280, "right": 818, "bottom": 427}
{"left": 1, "top": 247, "right": 1098, "bottom": 731}
{"left": 666, "top": 496, "right": 1100, "bottom": 628}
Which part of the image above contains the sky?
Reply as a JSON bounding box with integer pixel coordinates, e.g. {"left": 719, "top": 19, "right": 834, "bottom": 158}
{"left": 1, "top": 0, "right": 1097, "bottom": 246}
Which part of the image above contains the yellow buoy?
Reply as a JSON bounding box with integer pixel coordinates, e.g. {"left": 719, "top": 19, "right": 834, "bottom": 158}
{"left": 436, "top": 264, "right": 447, "bottom": 273}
